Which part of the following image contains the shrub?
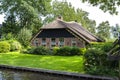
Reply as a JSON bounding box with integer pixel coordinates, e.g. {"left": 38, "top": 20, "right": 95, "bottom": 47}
{"left": 101, "top": 42, "right": 113, "bottom": 52}
{"left": 27, "top": 46, "right": 50, "bottom": 55}
{"left": 53, "top": 47, "right": 59, "bottom": 55}
{"left": 84, "top": 48, "right": 118, "bottom": 76}
{"left": 70, "top": 47, "right": 81, "bottom": 55}
{"left": 8, "top": 40, "right": 22, "bottom": 51}
{"left": 55, "top": 46, "right": 82, "bottom": 56}
{"left": 17, "top": 27, "right": 32, "bottom": 47}
{"left": 56, "top": 46, "right": 71, "bottom": 56}
{"left": 79, "top": 48, "right": 86, "bottom": 55}
{"left": 0, "top": 41, "right": 10, "bottom": 53}
{"left": 88, "top": 42, "right": 104, "bottom": 50}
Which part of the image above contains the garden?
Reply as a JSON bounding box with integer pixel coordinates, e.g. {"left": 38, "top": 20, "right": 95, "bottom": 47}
{"left": 0, "top": 39, "right": 118, "bottom": 77}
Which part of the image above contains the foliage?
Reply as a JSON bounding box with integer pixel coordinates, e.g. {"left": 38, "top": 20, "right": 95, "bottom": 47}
{"left": 44, "top": 0, "right": 96, "bottom": 34}
{"left": 96, "top": 21, "right": 111, "bottom": 40}
{"left": 0, "top": 0, "right": 51, "bottom": 34}
{"left": 0, "top": 41, "right": 10, "bottom": 53}
{"left": 111, "top": 24, "right": 120, "bottom": 38}
{"left": 17, "top": 27, "right": 32, "bottom": 47}
{"left": 79, "top": 48, "right": 86, "bottom": 55}
{"left": 70, "top": 47, "right": 81, "bottom": 55}
{"left": 101, "top": 42, "right": 113, "bottom": 52}
{"left": 88, "top": 42, "right": 104, "bottom": 50}
{"left": 53, "top": 47, "right": 59, "bottom": 55}
{"left": 1, "top": 33, "right": 15, "bottom": 40}
{"left": 27, "top": 46, "right": 50, "bottom": 55}
{"left": 84, "top": 43, "right": 118, "bottom": 77}
{"left": 8, "top": 40, "right": 22, "bottom": 51}
{"left": 56, "top": 46, "right": 71, "bottom": 56}
{"left": 54, "top": 46, "right": 82, "bottom": 56}
{"left": 1, "top": 15, "right": 20, "bottom": 35}
{"left": 82, "top": 0, "right": 120, "bottom": 14}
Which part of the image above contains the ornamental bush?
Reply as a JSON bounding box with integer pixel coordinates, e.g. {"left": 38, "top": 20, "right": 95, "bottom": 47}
{"left": 84, "top": 48, "right": 118, "bottom": 76}
{"left": 0, "top": 41, "right": 10, "bottom": 53}
{"left": 8, "top": 40, "right": 22, "bottom": 51}
{"left": 54, "top": 46, "right": 82, "bottom": 56}
{"left": 70, "top": 47, "right": 81, "bottom": 55}
{"left": 56, "top": 46, "right": 71, "bottom": 56}
{"left": 27, "top": 46, "right": 50, "bottom": 55}
{"left": 101, "top": 42, "right": 113, "bottom": 52}
{"left": 53, "top": 47, "right": 59, "bottom": 55}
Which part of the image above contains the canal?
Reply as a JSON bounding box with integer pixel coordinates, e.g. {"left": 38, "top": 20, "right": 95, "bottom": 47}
{"left": 0, "top": 65, "right": 116, "bottom": 80}
{"left": 0, "top": 69, "right": 81, "bottom": 80}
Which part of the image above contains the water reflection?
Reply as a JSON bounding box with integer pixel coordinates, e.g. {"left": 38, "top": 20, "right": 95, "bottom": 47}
{"left": 0, "top": 69, "right": 80, "bottom": 80}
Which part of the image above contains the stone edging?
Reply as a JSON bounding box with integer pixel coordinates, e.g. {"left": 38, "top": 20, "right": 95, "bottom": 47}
{"left": 0, "top": 64, "right": 118, "bottom": 80}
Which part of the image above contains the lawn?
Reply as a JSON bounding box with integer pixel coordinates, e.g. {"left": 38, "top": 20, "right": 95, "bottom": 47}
{"left": 0, "top": 52, "right": 84, "bottom": 73}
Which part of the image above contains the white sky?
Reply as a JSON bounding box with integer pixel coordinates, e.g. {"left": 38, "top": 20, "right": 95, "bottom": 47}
{"left": 0, "top": 14, "right": 4, "bottom": 24}
{"left": 66, "top": 0, "right": 120, "bottom": 26}
{"left": 0, "top": 0, "right": 120, "bottom": 26}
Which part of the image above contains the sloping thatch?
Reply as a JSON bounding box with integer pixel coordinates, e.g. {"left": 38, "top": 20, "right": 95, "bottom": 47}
{"left": 32, "top": 19, "right": 102, "bottom": 43}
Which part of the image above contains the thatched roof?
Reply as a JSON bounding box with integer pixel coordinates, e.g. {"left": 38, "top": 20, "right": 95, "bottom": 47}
{"left": 32, "top": 19, "right": 102, "bottom": 43}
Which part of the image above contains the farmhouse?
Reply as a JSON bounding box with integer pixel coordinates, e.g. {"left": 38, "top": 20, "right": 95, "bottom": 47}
{"left": 31, "top": 17, "right": 102, "bottom": 48}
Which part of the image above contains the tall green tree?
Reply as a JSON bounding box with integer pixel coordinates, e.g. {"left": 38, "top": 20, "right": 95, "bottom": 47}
{"left": 96, "top": 21, "right": 111, "bottom": 40}
{"left": 111, "top": 24, "right": 120, "bottom": 38}
{"left": 82, "top": 0, "right": 120, "bottom": 15}
{"left": 1, "top": 15, "right": 20, "bottom": 35}
{"left": 44, "top": 0, "right": 96, "bottom": 34}
{"left": 0, "top": 0, "right": 51, "bottom": 34}
{"left": 17, "top": 27, "right": 32, "bottom": 47}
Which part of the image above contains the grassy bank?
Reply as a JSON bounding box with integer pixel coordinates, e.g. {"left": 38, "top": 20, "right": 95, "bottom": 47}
{"left": 0, "top": 52, "right": 84, "bottom": 73}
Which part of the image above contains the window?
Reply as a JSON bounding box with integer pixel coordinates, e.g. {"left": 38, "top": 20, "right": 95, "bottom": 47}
{"left": 72, "top": 38, "right": 76, "bottom": 46}
{"left": 34, "top": 39, "right": 39, "bottom": 46}
{"left": 59, "top": 38, "right": 64, "bottom": 47}
{"left": 42, "top": 38, "right": 46, "bottom": 46}
{"left": 51, "top": 38, "right": 56, "bottom": 47}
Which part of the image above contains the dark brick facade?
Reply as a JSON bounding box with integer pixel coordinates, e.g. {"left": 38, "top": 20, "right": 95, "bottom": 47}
{"left": 31, "top": 37, "right": 85, "bottom": 48}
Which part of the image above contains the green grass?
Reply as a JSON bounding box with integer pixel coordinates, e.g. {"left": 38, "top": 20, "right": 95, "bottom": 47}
{"left": 0, "top": 52, "right": 84, "bottom": 73}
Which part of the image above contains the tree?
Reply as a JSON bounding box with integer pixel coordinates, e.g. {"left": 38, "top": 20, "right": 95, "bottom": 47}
{"left": 0, "top": 0, "right": 51, "bottom": 34}
{"left": 96, "top": 21, "right": 111, "bottom": 40}
{"left": 82, "top": 0, "right": 120, "bottom": 14}
{"left": 111, "top": 24, "right": 120, "bottom": 38}
{"left": 17, "top": 27, "right": 32, "bottom": 47}
{"left": 1, "top": 15, "right": 20, "bottom": 35}
{"left": 44, "top": 0, "right": 96, "bottom": 34}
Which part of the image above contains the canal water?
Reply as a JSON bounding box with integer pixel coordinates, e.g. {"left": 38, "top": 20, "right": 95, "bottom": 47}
{"left": 0, "top": 69, "right": 81, "bottom": 80}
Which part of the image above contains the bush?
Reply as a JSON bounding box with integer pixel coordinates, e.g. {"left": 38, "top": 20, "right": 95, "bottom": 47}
{"left": 54, "top": 46, "right": 82, "bottom": 56}
{"left": 88, "top": 42, "right": 104, "bottom": 50}
{"left": 27, "top": 46, "right": 50, "bottom": 55}
{"left": 0, "top": 41, "right": 10, "bottom": 53}
{"left": 53, "top": 47, "right": 59, "bottom": 55}
{"left": 101, "top": 42, "right": 113, "bottom": 52}
{"left": 17, "top": 27, "right": 32, "bottom": 47}
{"left": 79, "top": 48, "right": 86, "bottom": 55}
{"left": 84, "top": 48, "right": 118, "bottom": 76}
{"left": 70, "top": 47, "right": 81, "bottom": 55}
{"left": 8, "top": 40, "right": 22, "bottom": 51}
{"left": 56, "top": 46, "right": 71, "bottom": 56}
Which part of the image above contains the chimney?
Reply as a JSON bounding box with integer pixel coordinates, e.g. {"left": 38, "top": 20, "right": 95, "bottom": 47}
{"left": 56, "top": 15, "right": 63, "bottom": 20}
{"left": 75, "top": 20, "right": 77, "bottom": 22}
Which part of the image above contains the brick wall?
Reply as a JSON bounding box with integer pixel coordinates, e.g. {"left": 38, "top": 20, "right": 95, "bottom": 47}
{"left": 31, "top": 37, "right": 85, "bottom": 48}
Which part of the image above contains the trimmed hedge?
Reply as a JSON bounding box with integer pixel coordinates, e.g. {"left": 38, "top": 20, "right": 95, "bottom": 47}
{"left": 26, "top": 46, "right": 85, "bottom": 56}
{"left": 53, "top": 46, "right": 85, "bottom": 56}
{"left": 0, "top": 41, "right": 10, "bottom": 53}
{"left": 27, "top": 46, "right": 50, "bottom": 55}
